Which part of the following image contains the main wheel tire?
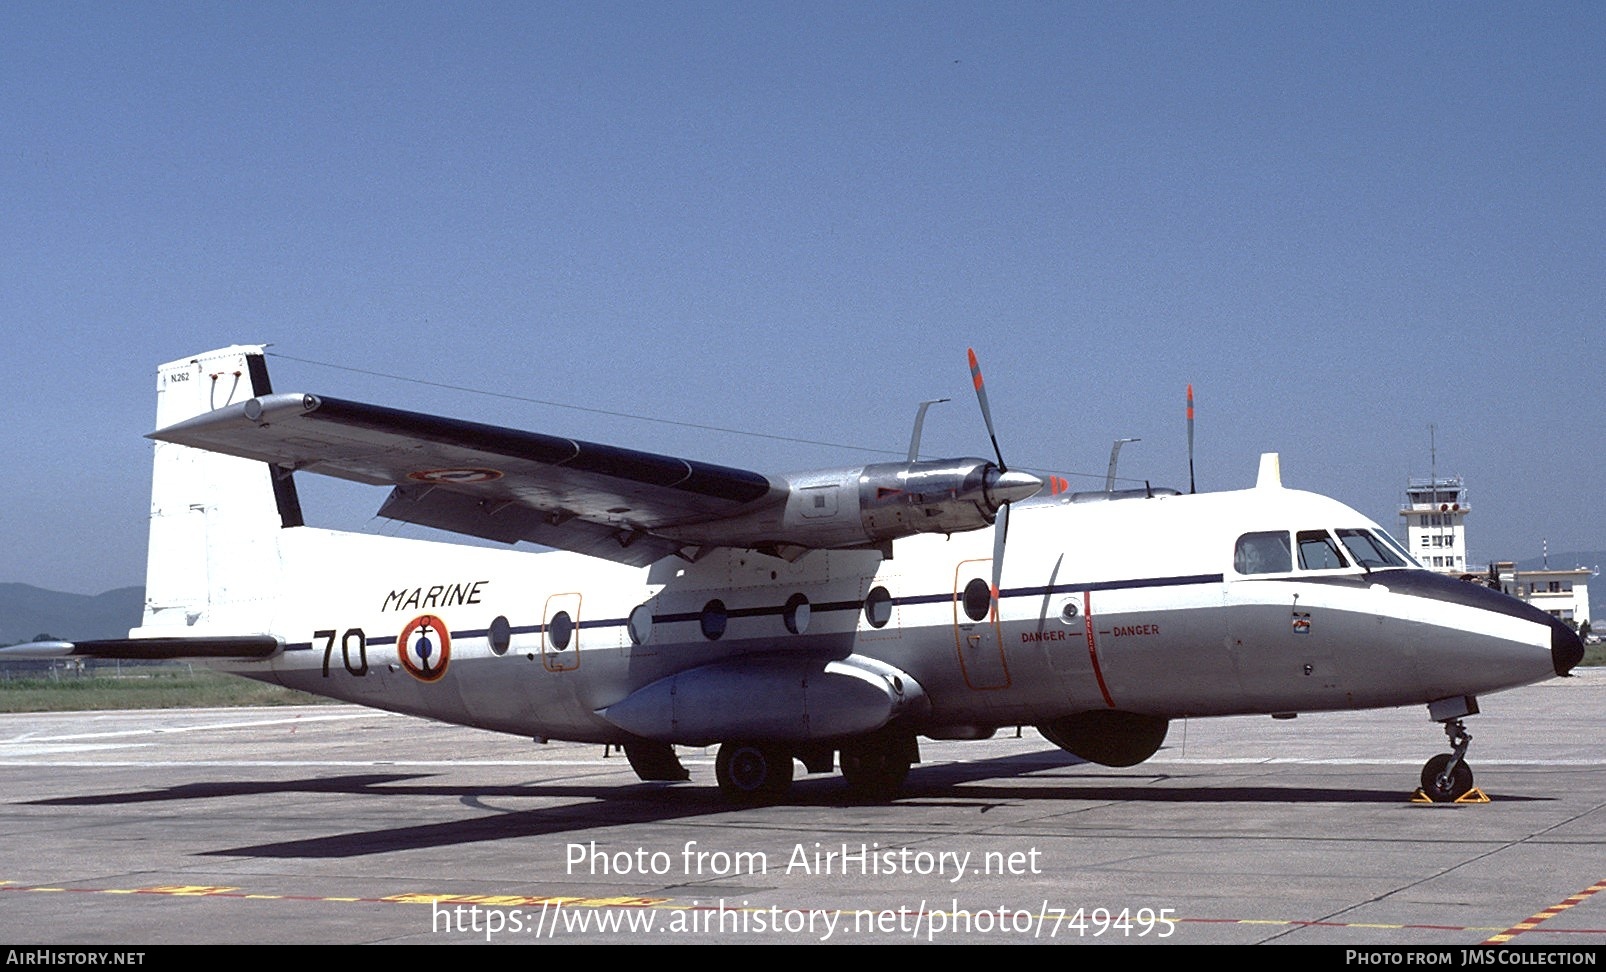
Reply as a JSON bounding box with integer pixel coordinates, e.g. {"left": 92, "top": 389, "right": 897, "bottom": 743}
{"left": 1420, "top": 753, "right": 1474, "bottom": 802}
{"left": 839, "top": 736, "right": 912, "bottom": 801}
{"left": 715, "top": 742, "right": 793, "bottom": 804}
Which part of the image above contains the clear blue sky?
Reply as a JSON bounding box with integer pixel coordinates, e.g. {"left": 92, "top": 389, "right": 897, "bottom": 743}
{"left": 4, "top": 2, "right": 1601, "bottom": 594}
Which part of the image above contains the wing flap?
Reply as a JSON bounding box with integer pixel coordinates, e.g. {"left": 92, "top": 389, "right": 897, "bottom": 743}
{"left": 377, "top": 484, "right": 682, "bottom": 566}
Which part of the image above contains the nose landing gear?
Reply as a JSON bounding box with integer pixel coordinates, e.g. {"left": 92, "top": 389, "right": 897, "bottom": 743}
{"left": 1415, "top": 696, "right": 1488, "bottom": 803}
{"left": 1419, "top": 719, "right": 1475, "bottom": 802}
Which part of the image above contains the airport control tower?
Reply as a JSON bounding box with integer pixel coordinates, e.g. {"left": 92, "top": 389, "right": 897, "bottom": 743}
{"left": 1401, "top": 476, "right": 1468, "bottom": 573}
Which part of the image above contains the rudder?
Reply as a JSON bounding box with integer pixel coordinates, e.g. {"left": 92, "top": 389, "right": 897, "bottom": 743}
{"left": 139, "top": 346, "right": 300, "bottom": 634}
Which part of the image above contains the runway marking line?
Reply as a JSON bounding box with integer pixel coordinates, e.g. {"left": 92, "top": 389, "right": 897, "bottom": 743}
{"left": 3, "top": 879, "right": 1605, "bottom": 937}
{"left": 0, "top": 881, "right": 669, "bottom": 910}
{"left": 1484, "top": 879, "right": 1606, "bottom": 945}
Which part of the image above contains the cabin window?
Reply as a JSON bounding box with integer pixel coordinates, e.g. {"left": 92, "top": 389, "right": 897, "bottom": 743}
{"left": 488, "top": 615, "right": 511, "bottom": 656}
{"left": 627, "top": 603, "right": 653, "bottom": 646}
{"left": 1297, "top": 530, "right": 1348, "bottom": 570}
{"left": 783, "top": 593, "right": 811, "bottom": 635}
{"left": 961, "top": 577, "right": 993, "bottom": 622}
{"left": 863, "top": 586, "right": 893, "bottom": 628}
{"left": 547, "top": 610, "right": 574, "bottom": 651}
{"left": 700, "top": 599, "right": 728, "bottom": 640}
{"left": 1234, "top": 532, "right": 1291, "bottom": 574}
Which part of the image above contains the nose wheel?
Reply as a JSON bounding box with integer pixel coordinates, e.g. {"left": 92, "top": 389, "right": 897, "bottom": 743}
{"left": 1419, "top": 718, "right": 1475, "bottom": 802}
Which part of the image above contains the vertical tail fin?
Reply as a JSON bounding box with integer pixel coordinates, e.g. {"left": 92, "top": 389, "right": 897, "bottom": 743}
{"left": 139, "top": 346, "right": 300, "bottom": 633}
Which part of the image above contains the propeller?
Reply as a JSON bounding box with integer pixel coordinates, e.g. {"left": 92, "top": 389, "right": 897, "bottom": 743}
{"left": 1187, "top": 383, "right": 1196, "bottom": 494}
{"left": 965, "top": 348, "right": 1042, "bottom": 618}
{"left": 968, "top": 349, "right": 1005, "bottom": 473}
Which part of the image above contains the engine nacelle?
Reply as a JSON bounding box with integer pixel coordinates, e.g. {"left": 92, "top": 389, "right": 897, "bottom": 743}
{"left": 661, "top": 458, "right": 1042, "bottom": 559}
{"left": 857, "top": 459, "right": 1040, "bottom": 540}
{"left": 1037, "top": 711, "right": 1169, "bottom": 767}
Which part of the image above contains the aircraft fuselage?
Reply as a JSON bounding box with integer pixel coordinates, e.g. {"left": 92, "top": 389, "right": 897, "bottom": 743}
{"left": 206, "top": 484, "right": 1570, "bottom": 754}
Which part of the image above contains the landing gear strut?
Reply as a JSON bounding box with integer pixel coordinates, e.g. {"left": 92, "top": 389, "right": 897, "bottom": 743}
{"left": 1420, "top": 718, "right": 1475, "bottom": 802}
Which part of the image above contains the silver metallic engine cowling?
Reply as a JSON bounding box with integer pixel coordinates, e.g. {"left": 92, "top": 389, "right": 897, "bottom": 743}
{"left": 857, "top": 459, "right": 1041, "bottom": 541}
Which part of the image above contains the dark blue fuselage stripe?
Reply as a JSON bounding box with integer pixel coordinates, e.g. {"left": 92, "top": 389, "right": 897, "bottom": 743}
{"left": 1005, "top": 573, "right": 1224, "bottom": 599}
{"left": 280, "top": 572, "right": 1223, "bottom": 651}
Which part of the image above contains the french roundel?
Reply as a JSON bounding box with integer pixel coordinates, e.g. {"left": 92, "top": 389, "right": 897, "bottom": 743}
{"left": 407, "top": 468, "right": 503, "bottom": 484}
{"left": 398, "top": 614, "right": 451, "bottom": 682}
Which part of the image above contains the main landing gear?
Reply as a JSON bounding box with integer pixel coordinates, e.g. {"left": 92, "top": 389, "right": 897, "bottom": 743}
{"left": 714, "top": 742, "right": 794, "bottom": 805}
{"left": 713, "top": 730, "right": 919, "bottom": 804}
{"left": 838, "top": 728, "right": 916, "bottom": 801}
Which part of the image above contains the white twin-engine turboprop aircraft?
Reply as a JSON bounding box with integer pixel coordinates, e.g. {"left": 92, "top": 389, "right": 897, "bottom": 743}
{"left": 7, "top": 346, "right": 1583, "bottom": 803}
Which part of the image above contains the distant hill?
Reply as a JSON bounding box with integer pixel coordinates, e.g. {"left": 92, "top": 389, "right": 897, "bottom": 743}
{"left": 1513, "top": 550, "right": 1605, "bottom": 573}
{"left": 0, "top": 584, "right": 144, "bottom": 644}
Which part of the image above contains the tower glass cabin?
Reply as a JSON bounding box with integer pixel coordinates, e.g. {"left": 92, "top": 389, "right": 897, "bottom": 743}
{"left": 1401, "top": 476, "right": 1468, "bottom": 574}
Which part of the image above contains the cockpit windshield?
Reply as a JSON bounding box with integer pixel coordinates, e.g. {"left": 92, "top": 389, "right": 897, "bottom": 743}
{"left": 1298, "top": 530, "right": 1348, "bottom": 570}
{"left": 1337, "top": 529, "right": 1409, "bottom": 569}
{"left": 1372, "top": 528, "right": 1422, "bottom": 567}
{"left": 1235, "top": 527, "right": 1415, "bottom": 575}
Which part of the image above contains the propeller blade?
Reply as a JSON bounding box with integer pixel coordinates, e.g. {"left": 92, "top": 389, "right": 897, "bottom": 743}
{"left": 967, "top": 348, "right": 1006, "bottom": 472}
{"left": 1187, "top": 383, "right": 1196, "bottom": 494}
{"left": 991, "top": 501, "right": 1008, "bottom": 618}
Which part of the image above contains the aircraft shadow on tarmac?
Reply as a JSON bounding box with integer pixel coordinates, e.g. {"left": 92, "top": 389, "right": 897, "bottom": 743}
{"left": 18, "top": 748, "right": 1550, "bottom": 859}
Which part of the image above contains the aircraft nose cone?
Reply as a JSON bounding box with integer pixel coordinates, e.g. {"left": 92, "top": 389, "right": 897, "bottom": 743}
{"left": 986, "top": 468, "right": 1044, "bottom": 509}
{"left": 1550, "top": 617, "right": 1585, "bottom": 677}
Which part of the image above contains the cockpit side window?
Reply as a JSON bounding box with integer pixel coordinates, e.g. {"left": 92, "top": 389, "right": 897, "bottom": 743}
{"left": 1297, "top": 530, "right": 1348, "bottom": 570}
{"left": 1338, "top": 529, "right": 1407, "bottom": 568}
{"left": 1234, "top": 531, "right": 1292, "bottom": 574}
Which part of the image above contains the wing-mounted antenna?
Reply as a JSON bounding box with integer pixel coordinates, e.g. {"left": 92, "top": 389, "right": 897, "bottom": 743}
{"left": 1105, "top": 437, "right": 1140, "bottom": 494}
{"left": 906, "top": 398, "right": 950, "bottom": 461}
{"left": 965, "top": 348, "right": 1042, "bottom": 615}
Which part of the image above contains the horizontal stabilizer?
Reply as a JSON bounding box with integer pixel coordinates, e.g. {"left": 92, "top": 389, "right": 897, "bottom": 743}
{"left": 0, "top": 636, "right": 281, "bottom": 660}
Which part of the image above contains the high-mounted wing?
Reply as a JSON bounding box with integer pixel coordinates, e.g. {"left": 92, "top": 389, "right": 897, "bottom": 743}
{"left": 152, "top": 393, "right": 789, "bottom": 566}
{"left": 153, "top": 374, "right": 1041, "bottom": 565}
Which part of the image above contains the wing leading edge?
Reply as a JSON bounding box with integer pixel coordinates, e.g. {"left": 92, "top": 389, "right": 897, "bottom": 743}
{"left": 150, "top": 393, "right": 790, "bottom": 565}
